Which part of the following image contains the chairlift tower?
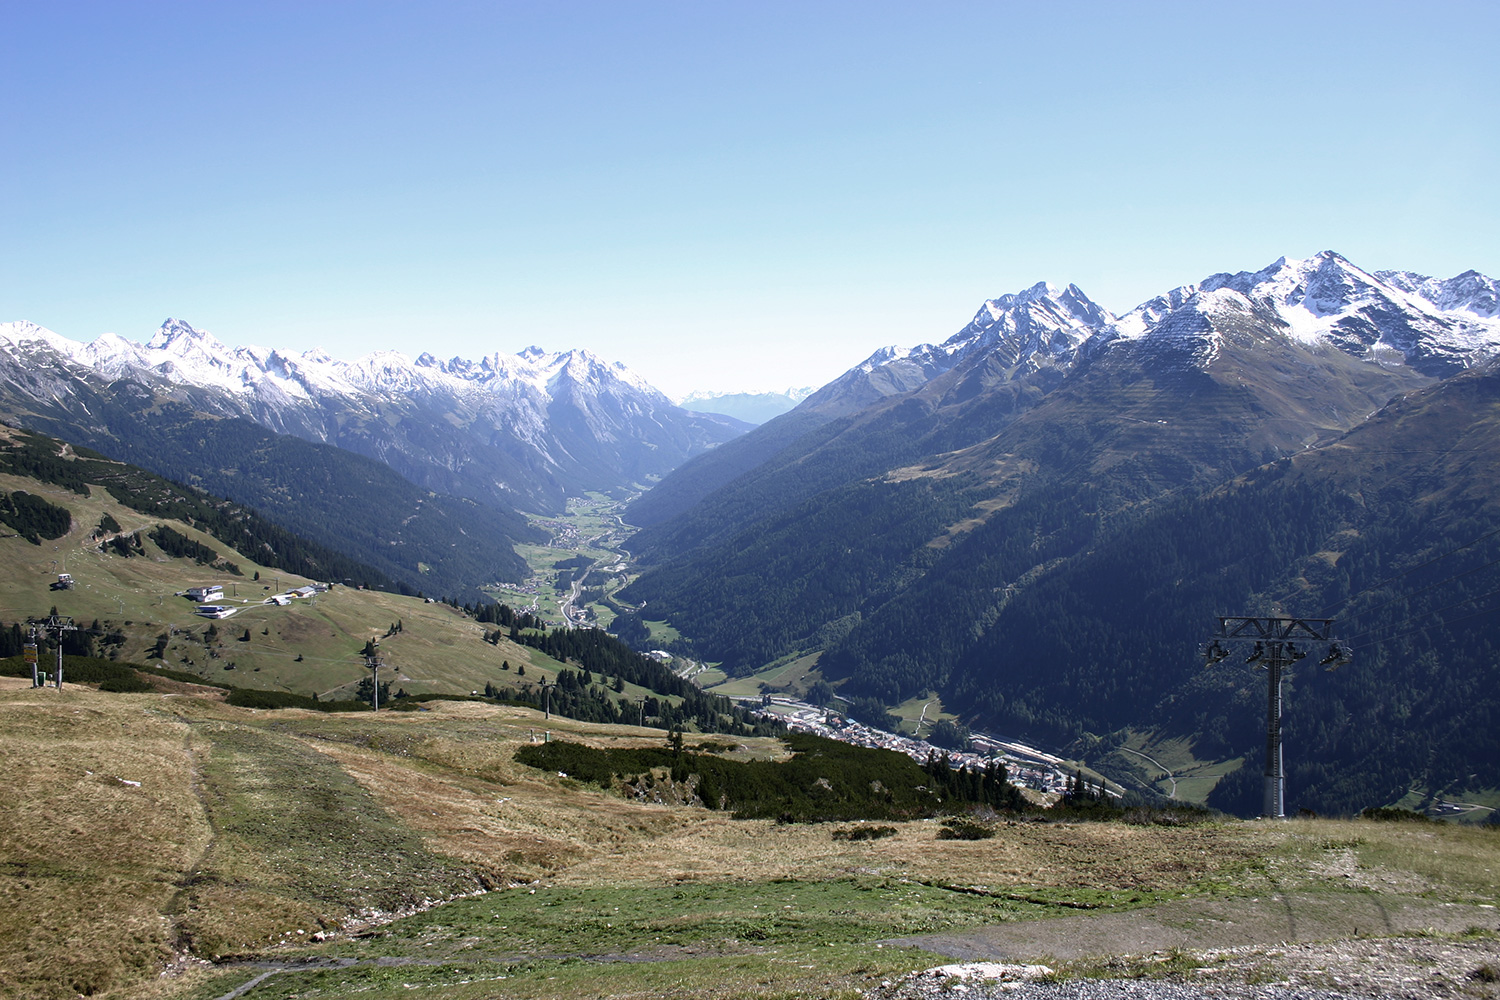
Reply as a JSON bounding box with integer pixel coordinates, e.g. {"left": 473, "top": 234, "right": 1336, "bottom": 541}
{"left": 365, "top": 643, "right": 383, "bottom": 711}
{"left": 1202, "top": 616, "right": 1350, "bottom": 819}
{"left": 27, "top": 615, "right": 78, "bottom": 690}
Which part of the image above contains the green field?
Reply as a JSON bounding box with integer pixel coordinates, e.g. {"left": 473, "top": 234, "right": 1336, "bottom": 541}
{"left": 704, "top": 651, "right": 823, "bottom": 700}
{"left": 888, "top": 692, "right": 959, "bottom": 736}
{"left": 1100, "top": 731, "right": 1247, "bottom": 805}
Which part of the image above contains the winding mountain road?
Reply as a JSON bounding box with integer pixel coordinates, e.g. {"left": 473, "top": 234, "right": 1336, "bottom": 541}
{"left": 1117, "top": 746, "right": 1176, "bottom": 799}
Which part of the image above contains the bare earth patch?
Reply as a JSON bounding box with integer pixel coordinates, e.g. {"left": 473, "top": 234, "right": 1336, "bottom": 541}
{"left": 884, "top": 893, "right": 1499, "bottom": 962}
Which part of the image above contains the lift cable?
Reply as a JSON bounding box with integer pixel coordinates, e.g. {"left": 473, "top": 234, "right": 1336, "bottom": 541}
{"left": 1341, "top": 586, "right": 1500, "bottom": 650}
{"left": 1313, "top": 525, "right": 1500, "bottom": 619}
{"left": 1331, "top": 552, "right": 1500, "bottom": 627}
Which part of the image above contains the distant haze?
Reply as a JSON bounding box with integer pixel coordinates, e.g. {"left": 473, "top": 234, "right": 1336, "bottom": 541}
{"left": 678, "top": 388, "right": 815, "bottom": 425}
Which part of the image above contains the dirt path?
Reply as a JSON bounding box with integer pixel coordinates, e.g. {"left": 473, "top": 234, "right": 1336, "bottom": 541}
{"left": 883, "top": 891, "right": 1496, "bottom": 961}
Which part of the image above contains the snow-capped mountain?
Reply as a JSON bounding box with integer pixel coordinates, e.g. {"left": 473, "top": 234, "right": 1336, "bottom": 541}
{"left": 1101, "top": 252, "right": 1500, "bottom": 375}
{"left": 0, "top": 320, "right": 746, "bottom": 512}
{"left": 823, "top": 252, "right": 1500, "bottom": 407}
{"left": 626, "top": 251, "right": 1500, "bottom": 536}
{"left": 801, "top": 280, "right": 1118, "bottom": 417}
{"left": 625, "top": 251, "right": 1500, "bottom": 721}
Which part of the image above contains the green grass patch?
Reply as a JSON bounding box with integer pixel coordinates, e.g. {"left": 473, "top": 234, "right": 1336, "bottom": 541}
{"left": 888, "top": 692, "right": 955, "bottom": 737}
{"left": 177, "top": 720, "right": 484, "bottom": 958}
{"left": 249, "top": 873, "right": 1180, "bottom": 999}
{"left": 1105, "top": 731, "right": 1243, "bottom": 804}
{"left": 310, "top": 877, "right": 1045, "bottom": 961}
{"left": 697, "top": 665, "right": 731, "bottom": 687}
{"left": 1344, "top": 821, "right": 1500, "bottom": 904}
{"left": 642, "top": 617, "right": 681, "bottom": 646}
{"left": 707, "top": 651, "right": 824, "bottom": 700}
{"left": 210, "top": 943, "right": 942, "bottom": 1000}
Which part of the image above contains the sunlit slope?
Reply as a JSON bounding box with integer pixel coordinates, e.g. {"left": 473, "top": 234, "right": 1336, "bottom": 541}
{"left": 0, "top": 685, "right": 751, "bottom": 999}
{"left": 0, "top": 429, "right": 559, "bottom": 699}
{"left": 5, "top": 682, "right": 1498, "bottom": 1000}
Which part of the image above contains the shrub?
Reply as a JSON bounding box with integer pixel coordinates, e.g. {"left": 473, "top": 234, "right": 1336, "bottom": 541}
{"left": 831, "top": 825, "right": 898, "bottom": 841}
{"left": 98, "top": 673, "right": 154, "bottom": 693}
{"left": 936, "top": 817, "right": 995, "bottom": 840}
{"left": 1360, "top": 806, "right": 1432, "bottom": 823}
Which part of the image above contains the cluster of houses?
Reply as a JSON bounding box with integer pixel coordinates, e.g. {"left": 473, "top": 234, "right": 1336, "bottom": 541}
{"left": 750, "top": 696, "right": 1073, "bottom": 795}
{"left": 181, "top": 582, "right": 329, "bottom": 618}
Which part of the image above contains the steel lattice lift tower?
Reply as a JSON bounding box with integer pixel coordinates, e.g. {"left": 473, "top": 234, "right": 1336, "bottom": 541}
{"left": 26, "top": 614, "right": 78, "bottom": 689}
{"left": 365, "top": 642, "right": 383, "bottom": 711}
{"left": 1203, "top": 615, "right": 1350, "bottom": 818}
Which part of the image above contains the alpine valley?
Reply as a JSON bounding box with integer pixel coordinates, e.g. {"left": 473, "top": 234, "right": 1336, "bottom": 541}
{"left": 4, "top": 250, "right": 1500, "bottom": 816}
{"left": 620, "top": 251, "right": 1500, "bottom": 816}
{"left": 0, "top": 322, "right": 746, "bottom": 598}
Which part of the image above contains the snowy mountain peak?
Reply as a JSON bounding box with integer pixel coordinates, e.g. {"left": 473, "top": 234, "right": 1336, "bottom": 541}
{"left": 1103, "top": 253, "right": 1500, "bottom": 375}
{"left": 149, "top": 317, "right": 219, "bottom": 351}
{"left": 0, "top": 318, "right": 735, "bottom": 510}
{"left": 941, "top": 279, "right": 1114, "bottom": 372}
{"left": 853, "top": 344, "right": 920, "bottom": 373}
{"left": 1009, "top": 280, "right": 1060, "bottom": 306}
{"left": 1195, "top": 250, "right": 1380, "bottom": 315}
{"left": 806, "top": 281, "right": 1116, "bottom": 415}
{"left": 0, "top": 320, "right": 94, "bottom": 367}
{"left": 819, "top": 254, "right": 1500, "bottom": 413}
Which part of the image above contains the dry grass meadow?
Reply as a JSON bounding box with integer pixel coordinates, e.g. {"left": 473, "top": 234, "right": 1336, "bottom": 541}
{"left": 3, "top": 678, "right": 1498, "bottom": 1000}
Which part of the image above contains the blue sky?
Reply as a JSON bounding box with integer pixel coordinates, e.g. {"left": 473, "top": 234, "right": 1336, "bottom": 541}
{"left": 4, "top": 1, "right": 1496, "bottom": 396}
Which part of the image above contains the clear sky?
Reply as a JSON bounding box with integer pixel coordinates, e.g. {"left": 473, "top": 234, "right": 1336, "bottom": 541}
{"left": 3, "top": 1, "right": 1497, "bottom": 398}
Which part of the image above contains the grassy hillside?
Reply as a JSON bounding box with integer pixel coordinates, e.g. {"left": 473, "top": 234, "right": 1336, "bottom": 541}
{"left": 0, "top": 428, "right": 652, "bottom": 705}
{"left": 0, "top": 436, "right": 774, "bottom": 754}
{"left": 0, "top": 402, "right": 540, "bottom": 602}
{"left": 3, "top": 681, "right": 1498, "bottom": 1000}
{"left": 0, "top": 462, "right": 556, "bottom": 700}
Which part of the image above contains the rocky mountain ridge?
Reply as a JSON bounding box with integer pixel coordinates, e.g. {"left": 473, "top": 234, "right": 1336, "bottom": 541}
{"left": 625, "top": 252, "right": 1499, "bottom": 532}
{"left": 0, "top": 320, "right": 746, "bottom": 512}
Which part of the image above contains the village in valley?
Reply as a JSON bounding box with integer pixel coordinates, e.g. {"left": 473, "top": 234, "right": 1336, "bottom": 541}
{"left": 490, "top": 492, "right": 1092, "bottom": 801}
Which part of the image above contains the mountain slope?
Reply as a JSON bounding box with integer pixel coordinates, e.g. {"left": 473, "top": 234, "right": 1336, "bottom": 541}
{"left": 931, "top": 364, "right": 1500, "bottom": 815}
{"left": 629, "top": 252, "right": 1499, "bottom": 547}
{"left": 625, "top": 254, "right": 1488, "bottom": 668}
{"left": 0, "top": 424, "right": 398, "bottom": 595}
{"left": 624, "top": 280, "right": 1112, "bottom": 538}
{"left": 0, "top": 379, "right": 539, "bottom": 599}
{"left": 633, "top": 252, "right": 1500, "bottom": 811}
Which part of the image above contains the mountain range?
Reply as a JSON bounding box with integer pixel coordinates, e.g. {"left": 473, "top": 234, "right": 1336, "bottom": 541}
{"left": 627, "top": 253, "right": 1498, "bottom": 532}
{"left": 619, "top": 251, "right": 1500, "bottom": 814}
{"left": 3, "top": 249, "right": 1499, "bottom": 813}
{"left": 0, "top": 321, "right": 751, "bottom": 599}
{"left": 678, "top": 388, "right": 815, "bottom": 425}
{"left": 0, "top": 320, "right": 747, "bottom": 514}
